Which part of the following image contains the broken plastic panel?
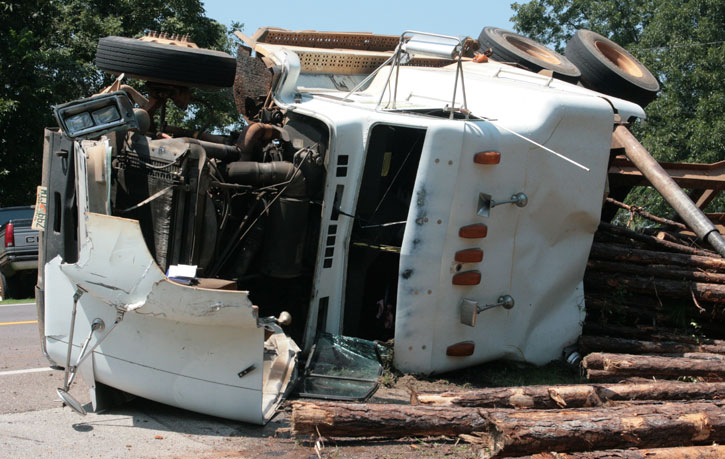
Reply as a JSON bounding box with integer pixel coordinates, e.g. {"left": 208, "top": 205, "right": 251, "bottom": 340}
{"left": 298, "top": 334, "right": 382, "bottom": 401}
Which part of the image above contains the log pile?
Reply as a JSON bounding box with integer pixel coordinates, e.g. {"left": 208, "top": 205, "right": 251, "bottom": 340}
{"left": 586, "top": 222, "right": 725, "bottom": 307}
{"left": 582, "top": 215, "right": 725, "bottom": 383}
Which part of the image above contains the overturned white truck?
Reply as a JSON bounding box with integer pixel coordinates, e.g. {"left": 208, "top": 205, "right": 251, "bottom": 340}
{"left": 37, "top": 27, "right": 658, "bottom": 424}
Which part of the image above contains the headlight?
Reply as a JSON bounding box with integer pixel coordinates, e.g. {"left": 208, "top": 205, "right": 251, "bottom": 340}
{"left": 64, "top": 112, "right": 94, "bottom": 133}
{"left": 91, "top": 105, "right": 121, "bottom": 124}
{"left": 53, "top": 91, "right": 138, "bottom": 140}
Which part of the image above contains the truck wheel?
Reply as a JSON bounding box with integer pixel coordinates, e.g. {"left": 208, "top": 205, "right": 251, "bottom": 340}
{"left": 565, "top": 30, "right": 659, "bottom": 107}
{"left": 0, "top": 272, "right": 11, "bottom": 301}
{"left": 477, "top": 27, "right": 581, "bottom": 83}
{"left": 95, "top": 36, "right": 237, "bottom": 89}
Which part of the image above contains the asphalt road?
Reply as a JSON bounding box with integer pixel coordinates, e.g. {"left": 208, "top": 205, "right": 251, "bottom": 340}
{"left": 0, "top": 303, "right": 420, "bottom": 458}
{"left": 0, "top": 302, "right": 298, "bottom": 458}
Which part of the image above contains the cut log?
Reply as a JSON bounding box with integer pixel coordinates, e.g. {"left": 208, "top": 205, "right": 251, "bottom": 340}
{"left": 292, "top": 400, "right": 725, "bottom": 457}
{"left": 524, "top": 444, "right": 725, "bottom": 458}
{"left": 598, "top": 221, "right": 714, "bottom": 256}
{"left": 414, "top": 381, "right": 725, "bottom": 408}
{"left": 589, "top": 243, "right": 725, "bottom": 271}
{"left": 474, "top": 400, "right": 725, "bottom": 457}
{"left": 585, "top": 273, "right": 725, "bottom": 303}
{"left": 583, "top": 353, "right": 725, "bottom": 380}
{"left": 291, "top": 401, "right": 490, "bottom": 437}
{"left": 579, "top": 335, "right": 725, "bottom": 355}
{"left": 586, "top": 259, "right": 725, "bottom": 284}
{"left": 582, "top": 323, "right": 723, "bottom": 345}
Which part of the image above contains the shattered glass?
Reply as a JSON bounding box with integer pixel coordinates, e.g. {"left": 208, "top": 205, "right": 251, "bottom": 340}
{"left": 298, "top": 333, "right": 382, "bottom": 401}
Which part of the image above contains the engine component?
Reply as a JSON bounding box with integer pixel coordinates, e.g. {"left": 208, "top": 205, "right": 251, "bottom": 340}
{"left": 113, "top": 136, "right": 216, "bottom": 272}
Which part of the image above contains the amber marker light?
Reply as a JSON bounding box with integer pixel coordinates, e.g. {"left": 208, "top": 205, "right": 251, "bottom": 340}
{"left": 452, "top": 271, "right": 481, "bottom": 285}
{"left": 473, "top": 151, "right": 501, "bottom": 164}
{"left": 459, "top": 224, "right": 488, "bottom": 239}
{"left": 455, "top": 248, "right": 483, "bottom": 263}
{"left": 446, "top": 341, "right": 475, "bottom": 356}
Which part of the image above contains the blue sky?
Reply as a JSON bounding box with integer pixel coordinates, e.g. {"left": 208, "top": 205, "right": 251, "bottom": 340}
{"left": 201, "top": 0, "right": 519, "bottom": 39}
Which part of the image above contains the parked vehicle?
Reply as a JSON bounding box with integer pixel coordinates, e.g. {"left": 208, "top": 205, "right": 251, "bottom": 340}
{"left": 38, "top": 27, "right": 658, "bottom": 424}
{"left": 0, "top": 206, "right": 38, "bottom": 299}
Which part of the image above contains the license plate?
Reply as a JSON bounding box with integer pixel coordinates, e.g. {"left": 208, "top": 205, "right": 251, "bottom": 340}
{"left": 32, "top": 185, "right": 48, "bottom": 231}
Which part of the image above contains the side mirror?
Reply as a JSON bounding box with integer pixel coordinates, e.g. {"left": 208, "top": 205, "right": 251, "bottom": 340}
{"left": 53, "top": 91, "right": 138, "bottom": 140}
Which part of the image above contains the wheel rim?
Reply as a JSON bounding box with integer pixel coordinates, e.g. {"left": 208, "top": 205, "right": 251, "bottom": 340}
{"left": 594, "top": 40, "right": 643, "bottom": 77}
{"left": 504, "top": 35, "right": 561, "bottom": 65}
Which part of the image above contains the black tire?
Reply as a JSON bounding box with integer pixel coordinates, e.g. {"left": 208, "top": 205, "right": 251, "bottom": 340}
{"left": 0, "top": 272, "right": 12, "bottom": 301}
{"left": 478, "top": 27, "right": 581, "bottom": 83}
{"left": 95, "top": 36, "right": 237, "bottom": 89}
{"left": 565, "top": 30, "right": 660, "bottom": 108}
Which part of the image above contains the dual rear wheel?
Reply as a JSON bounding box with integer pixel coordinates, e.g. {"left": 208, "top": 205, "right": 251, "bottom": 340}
{"left": 478, "top": 27, "right": 659, "bottom": 107}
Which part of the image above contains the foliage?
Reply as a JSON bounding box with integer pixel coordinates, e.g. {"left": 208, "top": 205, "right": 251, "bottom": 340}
{"left": 0, "top": 0, "right": 241, "bottom": 206}
{"left": 511, "top": 0, "right": 725, "bottom": 217}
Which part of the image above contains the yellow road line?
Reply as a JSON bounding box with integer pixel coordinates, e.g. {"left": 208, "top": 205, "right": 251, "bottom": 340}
{"left": 0, "top": 320, "right": 38, "bottom": 325}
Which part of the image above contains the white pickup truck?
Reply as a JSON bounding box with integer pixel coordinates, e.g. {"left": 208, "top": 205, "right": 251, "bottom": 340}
{"left": 37, "top": 27, "right": 658, "bottom": 424}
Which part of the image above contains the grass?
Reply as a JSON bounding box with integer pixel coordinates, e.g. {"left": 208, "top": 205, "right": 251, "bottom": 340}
{"left": 0, "top": 298, "right": 35, "bottom": 305}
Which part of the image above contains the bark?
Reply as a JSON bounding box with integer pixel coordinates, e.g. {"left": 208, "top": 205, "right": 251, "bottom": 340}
{"left": 291, "top": 401, "right": 490, "bottom": 437}
{"left": 524, "top": 444, "right": 725, "bottom": 458}
{"left": 586, "top": 259, "right": 725, "bottom": 284}
{"left": 473, "top": 401, "right": 725, "bottom": 458}
{"left": 579, "top": 335, "right": 725, "bottom": 355}
{"left": 293, "top": 400, "right": 725, "bottom": 457}
{"left": 583, "top": 353, "right": 725, "bottom": 380}
{"left": 598, "top": 221, "right": 714, "bottom": 257}
{"left": 585, "top": 273, "right": 725, "bottom": 303}
{"left": 584, "top": 297, "right": 667, "bottom": 323}
{"left": 414, "top": 381, "right": 725, "bottom": 409}
{"left": 589, "top": 243, "right": 725, "bottom": 271}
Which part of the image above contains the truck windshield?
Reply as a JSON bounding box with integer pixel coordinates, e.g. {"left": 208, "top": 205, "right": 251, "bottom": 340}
{"left": 0, "top": 208, "right": 34, "bottom": 226}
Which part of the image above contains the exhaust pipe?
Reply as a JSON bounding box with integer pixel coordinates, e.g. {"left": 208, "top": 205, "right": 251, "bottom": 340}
{"left": 613, "top": 125, "right": 725, "bottom": 257}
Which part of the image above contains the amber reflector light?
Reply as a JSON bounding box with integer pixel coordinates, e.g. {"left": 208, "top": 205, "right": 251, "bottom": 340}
{"left": 452, "top": 271, "right": 481, "bottom": 285}
{"left": 455, "top": 248, "right": 483, "bottom": 263}
{"left": 473, "top": 151, "right": 501, "bottom": 165}
{"left": 447, "top": 341, "right": 475, "bottom": 356}
{"left": 459, "top": 224, "right": 488, "bottom": 239}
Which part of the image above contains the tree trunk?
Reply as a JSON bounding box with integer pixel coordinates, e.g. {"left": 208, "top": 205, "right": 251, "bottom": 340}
{"left": 585, "top": 272, "right": 725, "bottom": 303}
{"left": 524, "top": 444, "right": 725, "bottom": 459}
{"left": 414, "top": 381, "right": 725, "bottom": 409}
{"left": 586, "top": 259, "right": 725, "bottom": 284}
{"left": 589, "top": 243, "right": 725, "bottom": 271}
{"left": 291, "top": 401, "right": 490, "bottom": 438}
{"left": 582, "top": 353, "right": 725, "bottom": 380}
{"left": 582, "top": 323, "right": 723, "bottom": 345}
{"left": 292, "top": 401, "right": 725, "bottom": 457}
{"left": 579, "top": 335, "right": 725, "bottom": 355}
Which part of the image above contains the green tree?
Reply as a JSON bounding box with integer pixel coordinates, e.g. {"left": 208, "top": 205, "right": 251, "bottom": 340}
{"left": 0, "top": 0, "right": 240, "bottom": 206}
{"left": 511, "top": 0, "right": 725, "bottom": 216}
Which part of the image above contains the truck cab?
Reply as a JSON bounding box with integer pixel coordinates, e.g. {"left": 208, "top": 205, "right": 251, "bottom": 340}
{"left": 37, "top": 28, "right": 644, "bottom": 424}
